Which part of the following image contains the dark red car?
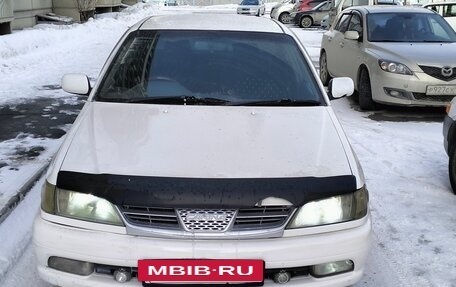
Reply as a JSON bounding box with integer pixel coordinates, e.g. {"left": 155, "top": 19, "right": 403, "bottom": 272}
{"left": 293, "top": 0, "right": 326, "bottom": 12}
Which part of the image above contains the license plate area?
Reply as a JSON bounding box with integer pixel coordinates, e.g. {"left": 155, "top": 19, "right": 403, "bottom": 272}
{"left": 138, "top": 259, "right": 264, "bottom": 285}
{"left": 426, "top": 85, "right": 456, "bottom": 95}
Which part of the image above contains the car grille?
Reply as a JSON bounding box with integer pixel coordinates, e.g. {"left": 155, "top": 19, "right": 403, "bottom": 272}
{"left": 412, "top": 93, "right": 455, "bottom": 102}
{"left": 419, "top": 65, "right": 456, "bottom": 81}
{"left": 177, "top": 209, "right": 236, "bottom": 232}
{"left": 120, "top": 205, "right": 293, "bottom": 232}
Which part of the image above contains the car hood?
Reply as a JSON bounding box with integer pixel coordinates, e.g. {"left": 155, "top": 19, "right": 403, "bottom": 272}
{"left": 61, "top": 102, "right": 351, "bottom": 178}
{"left": 58, "top": 102, "right": 355, "bottom": 207}
{"left": 368, "top": 42, "right": 456, "bottom": 71}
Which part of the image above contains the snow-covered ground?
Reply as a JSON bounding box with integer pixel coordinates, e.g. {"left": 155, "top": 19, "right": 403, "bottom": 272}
{"left": 1, "top": 3, "right": 456, "bottom": 287}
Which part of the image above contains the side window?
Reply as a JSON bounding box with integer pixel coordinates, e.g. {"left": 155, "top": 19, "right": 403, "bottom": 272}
{"left": 348, "top": 13, "right": 363, "bottom": 35}
{"left": 335, "top": 14, "right": 351, "bottom": 33}
{"left": 444, "top": 4, "right": 456, "bottom": 17}
{"left": 320, "top": 1, "right": 331, "bottom": 10}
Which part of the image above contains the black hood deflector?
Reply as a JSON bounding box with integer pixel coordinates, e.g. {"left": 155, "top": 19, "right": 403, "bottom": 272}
{"left": 56, "top": 171, "right": 357, "bottom": 208}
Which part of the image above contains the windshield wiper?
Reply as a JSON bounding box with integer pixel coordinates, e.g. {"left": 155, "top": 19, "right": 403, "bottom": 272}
{"left": 229, "top": 99, "right": 321, "bottom": 106}
{"left": 126, "top": 95, "right": 230, "bottom": 105}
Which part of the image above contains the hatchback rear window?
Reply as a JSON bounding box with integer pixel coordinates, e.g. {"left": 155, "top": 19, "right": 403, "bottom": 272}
{"left": 95, "top": 30, "right": 323, "bottom": 105}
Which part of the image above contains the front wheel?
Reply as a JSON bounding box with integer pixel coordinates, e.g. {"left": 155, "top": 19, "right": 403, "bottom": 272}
{"left": 300, "top": 16, "right": 313, "bottom": 28}
{"left": 319, "top": 51, "right": 332, "bottom": 86}
{"left": 278, "top": 12, "right": 290, "bottom": 23}
{"left": 449, "top": 145, "right": 456, "bottom": 194}
{"left": 358, "top": 68, "right": 377, "bottom": 110}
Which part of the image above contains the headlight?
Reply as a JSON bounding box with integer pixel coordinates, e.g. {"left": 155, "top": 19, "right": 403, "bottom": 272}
{"left": 287, "top": 187, "right": 368, "bottom": 228}
{"left": 41, "top": 181, "right": 123, "bottom": 226}
{"left": 378, "top": 59, "right": 413, "bottom": 75}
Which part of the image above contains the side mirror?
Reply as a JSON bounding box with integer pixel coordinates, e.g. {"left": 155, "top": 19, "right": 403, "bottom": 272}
{"left": 328, "top": 77, "right": 354, "bottom": 99}
{"left": 61, "top": 73, "right": 91, "bottom": 96}
{"left": 344, "top": 30, "right": 360, "bottom": 40}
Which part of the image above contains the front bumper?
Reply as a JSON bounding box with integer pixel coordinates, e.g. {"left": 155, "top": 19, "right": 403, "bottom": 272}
{"left": 237, "top": 10, "right": 258, "bottom": 15}
{"left": 369, "top": 69, "right": 456, "bottom": 107}
{"left": 33, "top": 215, "right": 371, "bottom": 287}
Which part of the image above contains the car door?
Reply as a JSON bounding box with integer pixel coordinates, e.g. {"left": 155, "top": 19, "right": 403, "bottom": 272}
{"left": 338, "top": 11, "right": 364, "bottom": 82}
{"left": 324, "top": 12, "right": 351, "bottom": 77}
{"left": 314, "top": 1, "right": 331, "bottom": 24}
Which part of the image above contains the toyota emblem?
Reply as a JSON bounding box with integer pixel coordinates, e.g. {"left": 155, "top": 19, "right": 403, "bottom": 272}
{"left": 441, "top": 66, "right": 454, "bottom": 77}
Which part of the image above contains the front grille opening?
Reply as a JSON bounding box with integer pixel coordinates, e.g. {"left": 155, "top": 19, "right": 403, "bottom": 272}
{"left": 419, "top": 65, "right": 456, "bottom": 81}
{"left": 120, "top": 205, "right": 179, "bottom": 229}
{"left": 412, "top": 93, "right": 455, "bottom": 102}
{"left": 233, "top": 206, "right": 293, "bottom": 230}
{"left": 119, "top": 205, "right": 294, "bottom": 233}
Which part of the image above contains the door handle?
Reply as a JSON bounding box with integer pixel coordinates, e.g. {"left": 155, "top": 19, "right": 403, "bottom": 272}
{"left": 339, "top": 42, "right": 344, "bottom": 48}
{"left": 328, "top": 37, "right": 332, "bottom": 42}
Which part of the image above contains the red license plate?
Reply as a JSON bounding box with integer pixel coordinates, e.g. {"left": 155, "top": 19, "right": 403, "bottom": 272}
{"left": 138, "top": 259, "right": 264, "bottom": 283}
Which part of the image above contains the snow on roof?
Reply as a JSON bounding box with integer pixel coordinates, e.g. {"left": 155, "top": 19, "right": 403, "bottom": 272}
{"left": 139, "top": 13, "right": 285, "bottom": 33}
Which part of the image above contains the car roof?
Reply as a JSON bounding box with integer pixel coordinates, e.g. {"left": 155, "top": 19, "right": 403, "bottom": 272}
{"left": 139, "top": 14, "right": 284, "bottom": 33}
{"left": 349, "top": 5, "right": 434, "bottom": 14}
{"left": 423, "top": 1, "right": 456, "bottom": 5}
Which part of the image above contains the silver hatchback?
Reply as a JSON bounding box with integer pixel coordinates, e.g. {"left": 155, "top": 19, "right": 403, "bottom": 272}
{"left": 320, "top": 6, "right": 456, "bottom": 110}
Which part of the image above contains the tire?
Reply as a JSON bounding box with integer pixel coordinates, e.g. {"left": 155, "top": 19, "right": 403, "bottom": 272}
{"left": 278, "top": 12, "right": 290, "bottom": 23}
{"left": 449, "top": 145, "right": 456, "bottom": 194}
{"left": 358, "top": 68, "right": 377, "bottom": 110}
{"left": 319, "top": 51, "right": 332, "bottom": 86}
{"left": 300, "top": 16, "right": 313, "bottom": 28}
{"left": 256, "top": 9, "right": 260, "bottom": 16}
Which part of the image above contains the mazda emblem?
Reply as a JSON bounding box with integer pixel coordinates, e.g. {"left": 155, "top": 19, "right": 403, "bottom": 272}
{"left": 441, "top": 66, "right": 454, "bottom": 77}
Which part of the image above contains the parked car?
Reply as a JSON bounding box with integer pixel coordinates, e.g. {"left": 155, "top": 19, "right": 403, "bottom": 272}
{"left": 270, "top": 0, "right": 297, "bottom": 23}
{"left": 424, "top": 1, "right": 456, "bottom": 31}
{"left": 33, "top": 13, "right": 371, "bottom": 287}
{"left": 292, "top": 0, "right": 326, "bottom": 12}
{"left": 321, "top": 14, "right": 330, "bottom": 28}
{"left": 292, "top": 0, "right": 332, "bottom": 28}
{"left": 320, "top": 6, "right": 456, "bottom": 110}
{"left": 324, "top": 0, "right": 401, "bottom": 29}
{"left": 237, "top": 0, "right": 266, "bottom": 16}
{"left": 444, "top": 98, "right": 456, "bottom": 194}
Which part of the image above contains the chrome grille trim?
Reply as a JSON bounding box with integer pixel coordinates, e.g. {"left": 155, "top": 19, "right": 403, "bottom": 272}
{"left": 119, "top": 205, "right": 295, "bottom": 239}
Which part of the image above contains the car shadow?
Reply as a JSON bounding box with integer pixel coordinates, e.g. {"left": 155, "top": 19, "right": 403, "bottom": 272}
{"left": 346, "top": 96, "right": 446, "bottom": 123}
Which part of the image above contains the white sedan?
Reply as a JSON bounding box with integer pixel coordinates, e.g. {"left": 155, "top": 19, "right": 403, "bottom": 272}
{"left": 33, "top": 13, "right": 370, "bottom": 287}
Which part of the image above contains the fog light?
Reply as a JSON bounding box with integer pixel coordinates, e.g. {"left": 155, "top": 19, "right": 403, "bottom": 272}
{"left": 48, "top": 257, "right": 94, "bottom": 276}
{"left": 273, "top": 270, "right": 291, "bottom": 284}
{"left": 114, "top": 268, "right": 132, "bottom": 283}
{"left": 311, "top": 260, "right": 354, "bottom": 278}
{"left": 384, "top": 88, "right": 411, "bottom": 99}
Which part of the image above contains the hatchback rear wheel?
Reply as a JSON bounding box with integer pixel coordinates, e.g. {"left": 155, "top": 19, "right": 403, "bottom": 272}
{"left": 300, "top": 16, "right": 313, "bottom": 28}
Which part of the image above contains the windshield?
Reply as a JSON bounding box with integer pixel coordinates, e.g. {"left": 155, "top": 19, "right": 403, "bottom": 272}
{"left": 240, "top": 0, "right": 259, "bottom": 5}
{"left": 367, "top": 13, "right": 456, "bottom": 42}
{"left": 95, "top": 30, "right": 323, "bottom": 106}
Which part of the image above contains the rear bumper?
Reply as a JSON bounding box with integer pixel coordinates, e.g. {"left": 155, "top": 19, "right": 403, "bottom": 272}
{"left": 34, "top": 215, "right": 371, "bottom": 287}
